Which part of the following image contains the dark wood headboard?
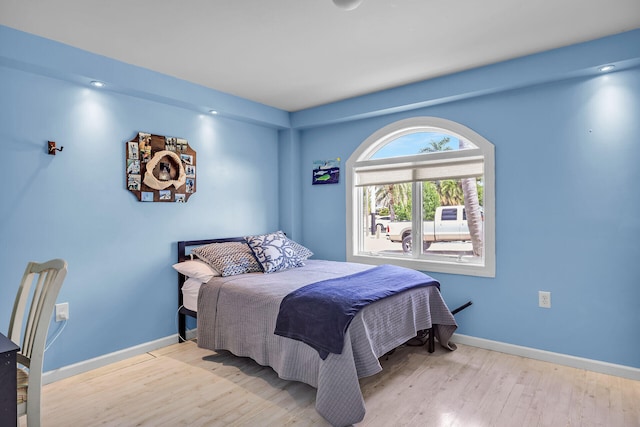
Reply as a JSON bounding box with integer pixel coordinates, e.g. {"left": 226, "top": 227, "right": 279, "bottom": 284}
{"left": 176, "top": 237, "right": 245, "bottom": 342}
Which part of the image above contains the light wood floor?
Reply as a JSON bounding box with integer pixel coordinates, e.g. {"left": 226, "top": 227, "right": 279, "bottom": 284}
{"left": 31, "top": 340, "right": 639, "bottom": 427}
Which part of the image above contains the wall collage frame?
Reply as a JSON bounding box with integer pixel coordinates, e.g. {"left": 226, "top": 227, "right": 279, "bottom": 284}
{"left": 126, "top": 132, "right": 197, "bottom": 202}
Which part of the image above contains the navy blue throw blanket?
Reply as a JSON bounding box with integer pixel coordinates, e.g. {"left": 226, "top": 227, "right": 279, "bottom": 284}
{"left": 274, "top": 264, "right": 440, "bottom": 359}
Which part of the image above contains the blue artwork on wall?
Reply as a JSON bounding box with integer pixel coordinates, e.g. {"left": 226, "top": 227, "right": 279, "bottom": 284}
{"left": 312, "top": 158, "right": 340, "bottom": 185}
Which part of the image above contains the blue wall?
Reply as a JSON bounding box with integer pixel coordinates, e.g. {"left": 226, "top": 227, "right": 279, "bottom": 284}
{"left": 1, "top": 25, "right": 639, "bottom": 372}
{"left": 294, "top": 30, "right": 640, "bottom": 369}
{"left": 0, "top": 26, "right": 286, "bottom": 371}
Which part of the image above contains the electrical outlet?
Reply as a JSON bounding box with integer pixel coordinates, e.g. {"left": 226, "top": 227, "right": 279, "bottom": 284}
{"left": 538, "top": 291, "right": 551, "bottom": 308}
{"left": 55, "top": 302, "right": 69, "bottom": 321}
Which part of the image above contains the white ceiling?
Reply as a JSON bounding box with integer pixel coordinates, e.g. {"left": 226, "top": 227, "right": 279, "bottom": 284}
{"left": 1, "top": 0, "right": 639, "bottom": 112}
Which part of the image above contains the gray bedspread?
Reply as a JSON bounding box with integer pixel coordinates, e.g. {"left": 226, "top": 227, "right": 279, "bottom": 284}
{"left": 197, "top": 260, "right": 457, "bottom": 427}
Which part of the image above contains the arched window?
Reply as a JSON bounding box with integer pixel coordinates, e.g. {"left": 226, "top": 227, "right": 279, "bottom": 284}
{"left": 346, "top": 117, "right": 495, "bottom": 277}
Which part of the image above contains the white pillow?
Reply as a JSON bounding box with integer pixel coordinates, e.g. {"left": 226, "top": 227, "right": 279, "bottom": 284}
{"left": 172, "top": 259, "right": 220, "bottom": 282}
{"left": 181, "top": 277, "right": 202, "bottom": 312}
{"left": 182, "top": 277, "right": 204, "bottom": 291}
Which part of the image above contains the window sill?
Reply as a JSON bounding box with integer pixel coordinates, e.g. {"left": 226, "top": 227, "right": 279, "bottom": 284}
{"left": 347, "top": 252, "right": 495, "bottom": 278}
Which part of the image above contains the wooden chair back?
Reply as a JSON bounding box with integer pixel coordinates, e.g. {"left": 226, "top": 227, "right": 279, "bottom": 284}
{"left": 8, "top": 258, "right": 68, "bottom": 427}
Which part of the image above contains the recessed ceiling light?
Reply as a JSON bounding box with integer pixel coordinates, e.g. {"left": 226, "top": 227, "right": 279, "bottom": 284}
{"left": 209, "top": 110, "right": 218, "bottom": 115}
{"left": 598, "top": 65, "right": 615, "bottom": 73}
{"left": 90, "top": 80, "right": 105, "bottom": 87}
{"left": 333, "top": 0, "right": 362, "bottom": 10}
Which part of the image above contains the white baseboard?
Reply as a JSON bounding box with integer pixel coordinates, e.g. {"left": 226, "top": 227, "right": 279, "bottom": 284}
{"left": 43, "top": 328, "right": 197, "bottom": 385}
{"left": 43, "top": 330, "right": 639, "bottom": 385}
{"left": 451, "top": 333, "right": 640, "bottom": 381}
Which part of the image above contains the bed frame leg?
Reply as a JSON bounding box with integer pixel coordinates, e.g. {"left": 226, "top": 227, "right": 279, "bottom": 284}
{"left": 178, "top": 313, "right": 186, "bottom": 343}
{"left": 427, "top": 327, "right": 435, "bottom": 353}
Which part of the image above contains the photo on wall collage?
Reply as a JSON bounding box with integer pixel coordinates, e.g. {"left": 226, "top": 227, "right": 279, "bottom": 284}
{"left": 125, "top": 132, "right": 197, "bottom": 202}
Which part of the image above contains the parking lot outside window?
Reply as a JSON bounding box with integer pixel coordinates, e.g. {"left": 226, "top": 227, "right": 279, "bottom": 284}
{"left": 346, "top": 117, "right": 495, "bottom": 277}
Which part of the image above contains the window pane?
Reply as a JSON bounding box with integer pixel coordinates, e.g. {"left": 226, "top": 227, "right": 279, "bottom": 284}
{"left": 417, "top": 178, "right": 484, "bottom": 266}
{"left": 359, "top": 178, "right": 484, "bottom": 265}
{"left": 440, "top": 208, "right": 458, "bottom": 221}
{"left": 360, "top": 183, "right": 413, "bottom": 257}
{"left": 370, "top": 132, "right": 477, "bottom": 160}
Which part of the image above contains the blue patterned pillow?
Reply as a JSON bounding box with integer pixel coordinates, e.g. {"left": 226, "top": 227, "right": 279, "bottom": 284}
{"left": 245, "top": 231, "right": 304, "bottom": 274}
{"left": 286, "top": 238, "right": 313, "bottom": 261}
{"left": 192, "top": 242, "right": 262, "bottom": 277}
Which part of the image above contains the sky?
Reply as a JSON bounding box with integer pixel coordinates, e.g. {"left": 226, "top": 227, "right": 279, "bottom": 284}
{"left": 370, "top": 132, "right": 464, "bottom": 159}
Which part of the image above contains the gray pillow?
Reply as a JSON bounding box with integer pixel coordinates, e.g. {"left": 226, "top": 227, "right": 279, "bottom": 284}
{"left": 192, "top": 241, "right": 262, "bottom": 277}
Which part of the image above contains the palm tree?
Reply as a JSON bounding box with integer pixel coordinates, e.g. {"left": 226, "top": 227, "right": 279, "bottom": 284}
{"left": 419, "top": 137, "right": 452, "bottom": 153}
{"left": 440, "top": 180, "right": 464, "bottom": 205}
{"left": 375, "top": 183, "right": 410, "bottom": 221}
{"left": 459, "top": 139, "right": 484, "bottom": 257}
{"left": 375, "top": 185, "right": 395, "bottom": 220}
{"left": 420, "top": 137, "right": 452, "bottom": 203}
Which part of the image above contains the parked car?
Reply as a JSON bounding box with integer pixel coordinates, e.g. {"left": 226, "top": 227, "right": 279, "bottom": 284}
{"left": 386, "top": 205, "right": 481, "bottom": 252}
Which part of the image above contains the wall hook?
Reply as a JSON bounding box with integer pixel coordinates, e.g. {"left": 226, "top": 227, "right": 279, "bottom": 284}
{"left": 48, "top": 141, "right": 64, "bottom": 155}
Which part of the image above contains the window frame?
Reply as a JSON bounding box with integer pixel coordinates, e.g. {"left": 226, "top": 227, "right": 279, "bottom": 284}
{"left": 346, "top": 117, "right": 495, "bottom": 277}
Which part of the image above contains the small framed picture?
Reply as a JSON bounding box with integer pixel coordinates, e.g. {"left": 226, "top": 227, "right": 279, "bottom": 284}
{"left": 128, "top": 142, "right": 139, "bottom": 160}
{"left": 138, "top": 132, "right": 151, "bottom": 143}
{"left": 139, "top": 133, "right": 152, "bottom": 162}
{"left": 180, "top": 153, "right": 193, "bottom": 165}
{"left": 127, "top": 159, "right": 140, "bottom": 174}
{"left": 159, "top": 162, "right": 171, "bottom": 181}
{"left": 159, "top": 190, "right": 171, "bottom": 200}
{"left": 165, "top": 137, "right": 177, "bottom": 152}
{"left": 141, "top": 192, "right": 154, "bottom": 202}
{"left": 185, "top": 178, "right": 195, "bottom": 193}
{"left": 127, "top": 174, "right": 141, "bottom": 190}
{"left": 312, "top": 158, "right": 340, "bottom": 185}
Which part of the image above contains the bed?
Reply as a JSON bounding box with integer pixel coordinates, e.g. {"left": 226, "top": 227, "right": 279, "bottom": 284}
{"left": 175, "top": 235, "right": 458, "bottom": 426}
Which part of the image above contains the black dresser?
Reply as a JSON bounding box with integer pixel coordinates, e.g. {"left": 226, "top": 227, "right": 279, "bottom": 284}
{"left": 0, "top": 332, "right": 19, "bottom": 427}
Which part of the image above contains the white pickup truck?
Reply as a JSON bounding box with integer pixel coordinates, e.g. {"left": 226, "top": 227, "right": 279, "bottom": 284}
{"left": 386, "top": 205, "right": 477, "bottom": 253}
